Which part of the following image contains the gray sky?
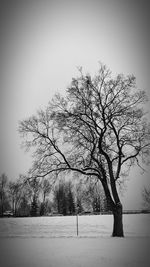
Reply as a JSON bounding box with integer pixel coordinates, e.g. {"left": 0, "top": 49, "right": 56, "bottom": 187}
{"left": 0, "top": 0, "right": 150, "bottom": 209}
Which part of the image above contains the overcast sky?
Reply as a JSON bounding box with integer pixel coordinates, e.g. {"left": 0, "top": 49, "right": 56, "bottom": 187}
{"left": 0, "top": 0, "right": 150, "bottom": 209}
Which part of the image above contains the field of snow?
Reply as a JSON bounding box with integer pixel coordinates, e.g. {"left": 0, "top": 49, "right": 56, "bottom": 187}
{"left": 0, "top": 213, "right": 150, "bottom": 238}
{"left": 0, "top": 214, "right": 150, "bottom": 267}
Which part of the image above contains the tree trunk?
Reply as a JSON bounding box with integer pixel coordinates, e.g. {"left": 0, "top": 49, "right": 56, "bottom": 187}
{"left": 112, "top": 204, "right": 124, "bottom": 237}
{"left": 101, "top": 178, "right": 124, "bottom": 237}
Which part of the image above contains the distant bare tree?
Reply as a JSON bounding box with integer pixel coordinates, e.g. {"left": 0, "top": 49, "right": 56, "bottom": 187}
{"left": 15, "top": 176, "right": 32, "bottom": 216}
{"left": 0, "top": 173, "right": 8, "bottom": 216}
{"left": 40, "top": 178, "right": 52, "bottom": 203}
{"left": 53, "top": 180, "right": 75, "bottom": 215}
{"left": 40, "top": 178, "right": 51, "bottom": 215}
{"left": 74, "top": 180, "right": 86, "bottom": 213}
{"left": 85, "top": 178, "right": 110, "bottom": 213}
{"left": 142, "top": 187, "right": 150, "bottom": 209}
{"left": 8, "top": 178, "right": 22, "bottom": 216}
{"left": 19, "top": 63, "right": 150, "bottom": 236}
{"left": 28, "top": 178, "right": 40, "bottom": 216}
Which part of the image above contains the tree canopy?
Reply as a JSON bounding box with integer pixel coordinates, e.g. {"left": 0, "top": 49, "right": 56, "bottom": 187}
{"left": 19, "top": 64, "right": 150, "bottom": 181}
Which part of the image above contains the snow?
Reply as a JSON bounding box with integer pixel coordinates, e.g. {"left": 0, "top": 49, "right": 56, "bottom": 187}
{"left": 0, "top": 214, "right": 150, "bottom": 238}
{"left": 0, "top": 214, "right": 150, "bottom": 267}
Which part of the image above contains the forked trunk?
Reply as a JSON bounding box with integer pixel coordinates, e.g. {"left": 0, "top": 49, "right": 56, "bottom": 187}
{"left": 112, "top": 204, "right": 124, "bottom": 237}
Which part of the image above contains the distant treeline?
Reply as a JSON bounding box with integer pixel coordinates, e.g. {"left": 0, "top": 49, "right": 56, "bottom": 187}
{"left": 0, "top": 173, "right": 111, "bottom": 217}
{"left": 123, "top": 210, "right": 150, "bottom": 214}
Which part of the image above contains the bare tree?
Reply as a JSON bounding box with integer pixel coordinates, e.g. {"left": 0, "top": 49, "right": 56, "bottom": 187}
{"left": 19, "top": 63, "right": 150, "bottom": 237}
{"left": 40, "top": 178, "right": 52, "bottom": 203}
{"left": 85, "top": 178, "right": 109, "bottom": 213}
{"left": 142, "top": 187, "right": 150, "bottom": 209}
{"left": 74, "top": 180, "right": 85, "bottom": 213}
{"left": 53, "top": 180, "right": 75, "bottom": 215}
{"left": 8, "top": 178, "right": 23, "bottom": 216}
{"left": 0, "top": 173, "right": 8, "bottom": 216}
{"left": 40, "top": 178, "right": 51, "bottom": 215}
{"left": 12, "top": 176, "right": 32, "bottom": 216}
{"left": 28, "top": 178, "right": 40, "bottom": 216}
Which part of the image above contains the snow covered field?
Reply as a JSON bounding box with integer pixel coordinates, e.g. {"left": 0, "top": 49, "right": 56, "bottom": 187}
{"left": 0, "top": 214, "right": 150, "bottom": 267}
{"left": 1, "top": 214, "right": 150, "bottom": 238}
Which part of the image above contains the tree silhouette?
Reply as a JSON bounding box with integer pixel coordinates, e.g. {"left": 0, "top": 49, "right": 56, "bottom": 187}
{"left": 19, "top": 63, "right": 150, "bottom": 236}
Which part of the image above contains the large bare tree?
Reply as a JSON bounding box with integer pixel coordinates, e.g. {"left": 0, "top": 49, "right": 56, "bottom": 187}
{"left": 19, "top": 63, "right": 150, "bottom": 237}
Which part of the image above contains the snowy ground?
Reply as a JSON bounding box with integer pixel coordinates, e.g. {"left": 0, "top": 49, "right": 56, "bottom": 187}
{"left": 0, "top": 214, "right": 150, "bottom": 267}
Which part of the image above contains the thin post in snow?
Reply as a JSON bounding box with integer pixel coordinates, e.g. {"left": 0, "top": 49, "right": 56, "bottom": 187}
{"left": 76, "top": 212, "right": 79, "bottom": 236}
{"left": 76, "top": 205, "right": 79, "bottom": 236}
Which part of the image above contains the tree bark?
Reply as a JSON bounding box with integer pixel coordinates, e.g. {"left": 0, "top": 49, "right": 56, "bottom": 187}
{"left": 112, "top": 203, "right": 124, "bottom": 237}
